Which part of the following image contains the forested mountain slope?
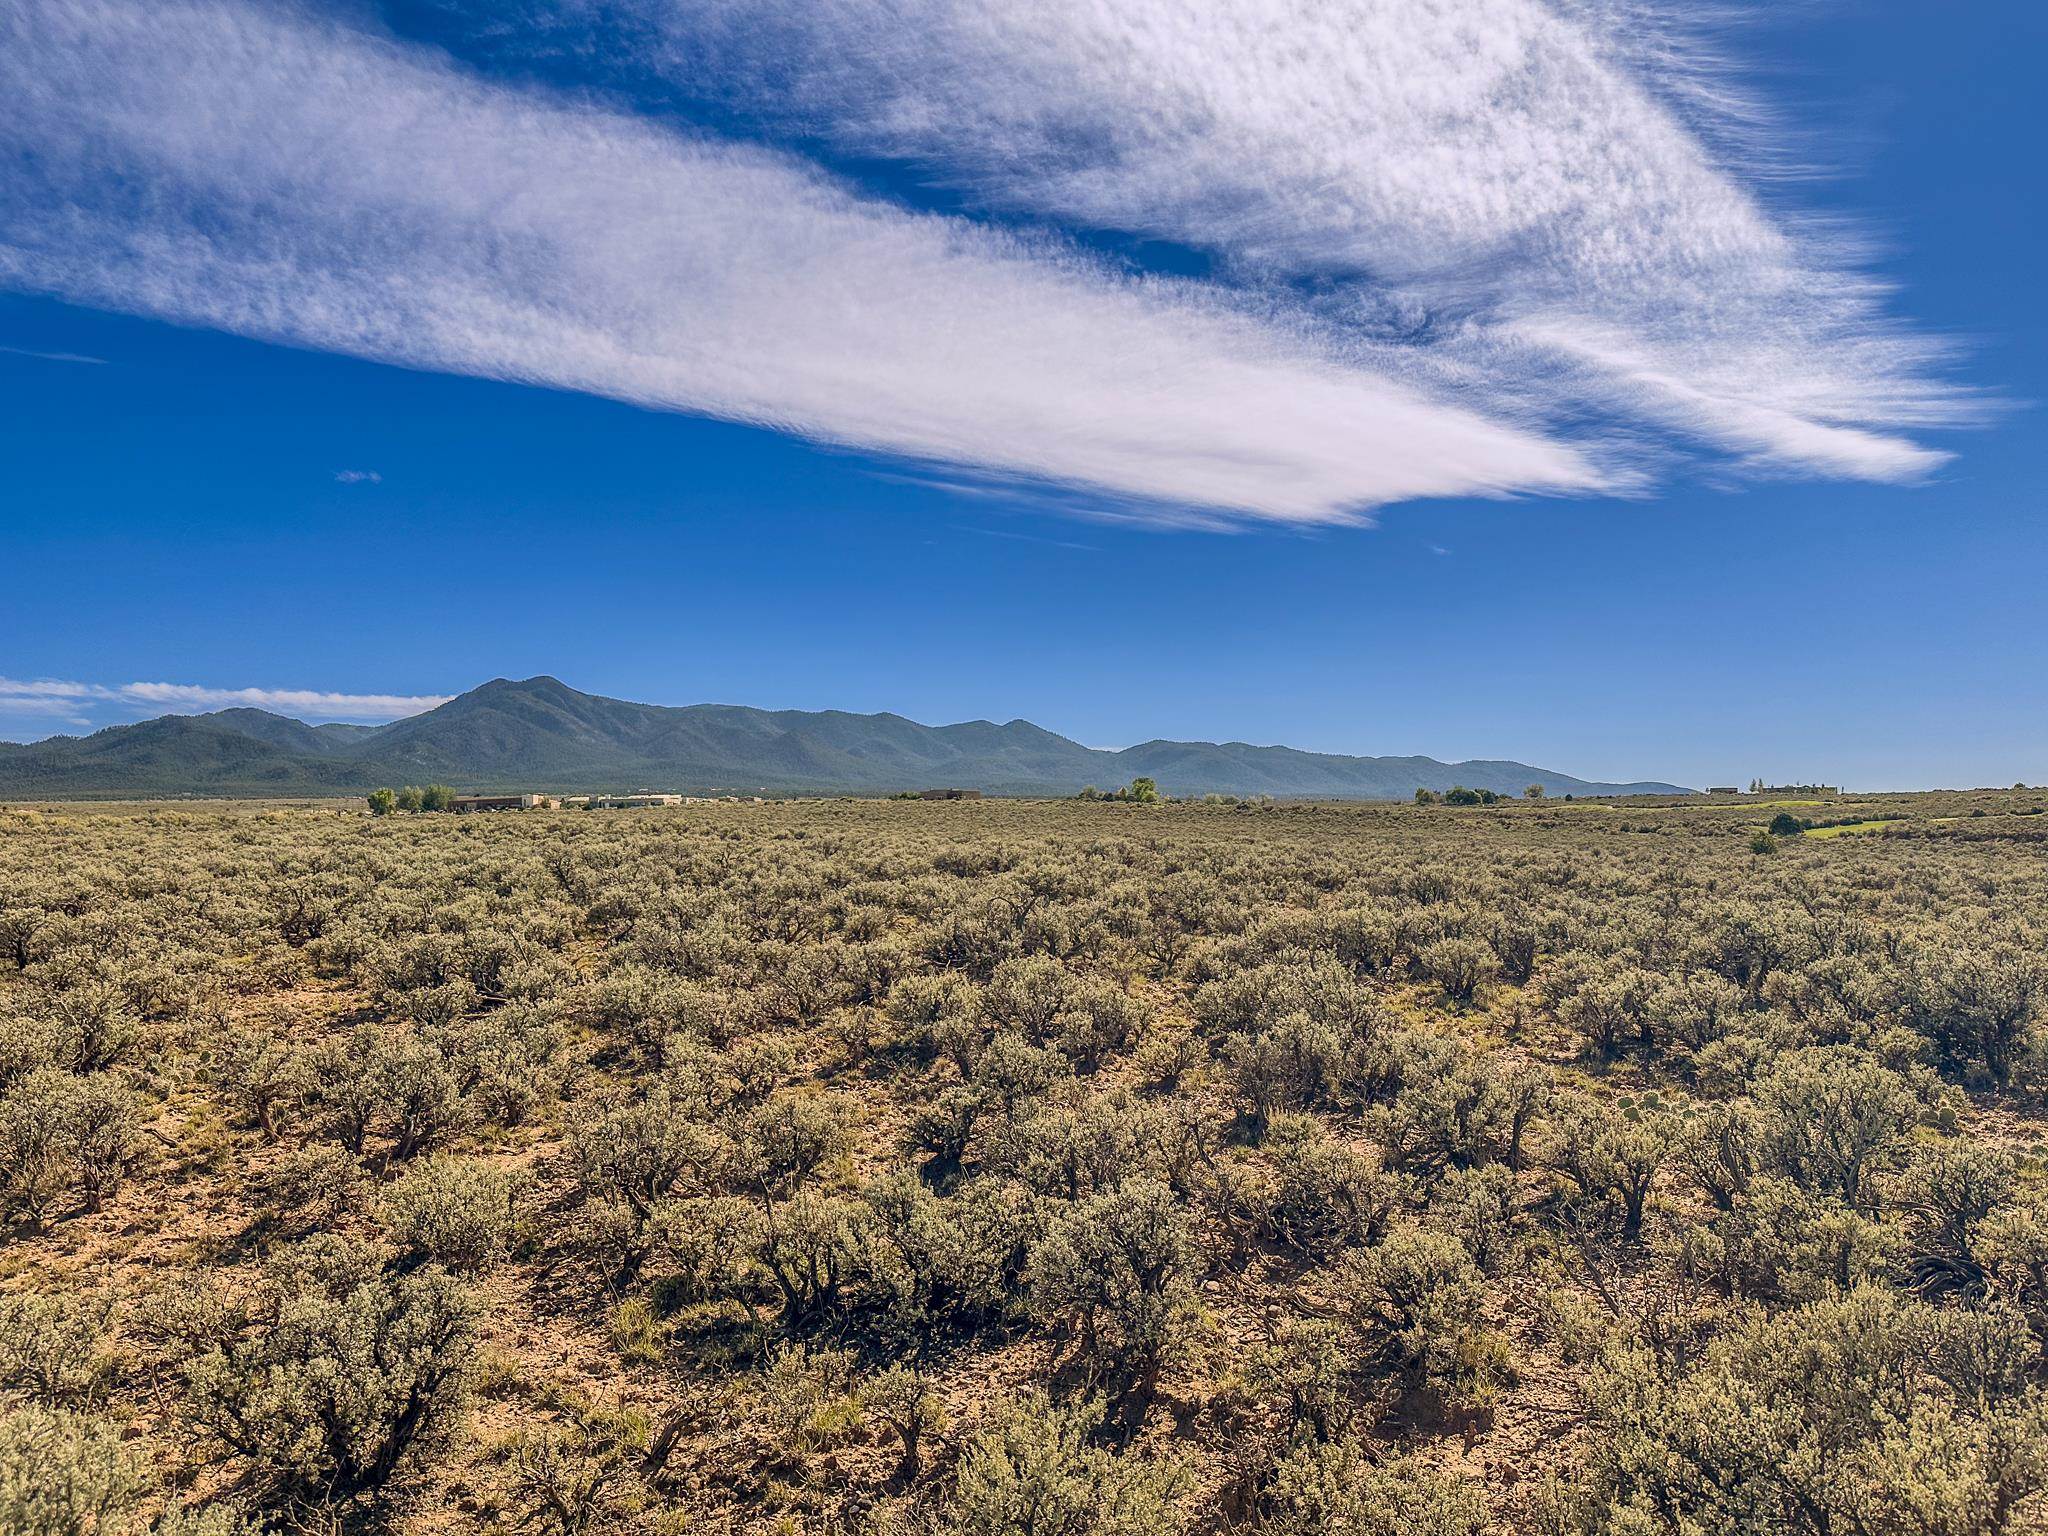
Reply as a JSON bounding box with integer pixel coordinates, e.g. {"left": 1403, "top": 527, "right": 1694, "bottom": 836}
{"left": 0, "top": 675, "right": 1688, "bottom": 798}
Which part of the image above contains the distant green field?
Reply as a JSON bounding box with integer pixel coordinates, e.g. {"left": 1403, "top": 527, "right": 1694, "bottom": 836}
{"left": 1804, "top": 819, "right": 1906, "bottom": 839}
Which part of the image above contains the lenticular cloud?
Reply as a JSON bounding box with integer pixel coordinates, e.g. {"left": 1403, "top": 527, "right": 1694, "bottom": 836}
{"left": 0, "top": 0, "right": 1966, "bottom": 525}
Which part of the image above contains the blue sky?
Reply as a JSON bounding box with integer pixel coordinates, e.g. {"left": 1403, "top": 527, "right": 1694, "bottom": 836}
{"left": 2, "top": 0, "right": 2042, "bottom": 790}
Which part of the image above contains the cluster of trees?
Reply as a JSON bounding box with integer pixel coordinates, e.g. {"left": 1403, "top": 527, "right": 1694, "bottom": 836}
{"left": 368, "top": 785, "right": 459, "bottom": 815}
{"left": 1416, "top": 785, "right": 1517, "bottom": 805}
{"left": 1077, "top": 779, "right": 1160, "bottom": 803}
{"left": 3, "top": 788, "right": 2047, "bottom": 1534}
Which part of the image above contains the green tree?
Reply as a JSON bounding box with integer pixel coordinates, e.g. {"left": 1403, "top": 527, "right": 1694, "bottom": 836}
{"left": 1414, "top": 787, "right": 1439, "bottom": 805}
{"left": 395, "top": 786, "right": 424, "bottom": 813}
{"left": 1525, "top": 783, "right": 1546, "bottom": 799}
{"left": 366, "top": 788, "right": 396, "bottom": 817}
{"left": 420, "top": 784, "right": 457, "bottom": 812}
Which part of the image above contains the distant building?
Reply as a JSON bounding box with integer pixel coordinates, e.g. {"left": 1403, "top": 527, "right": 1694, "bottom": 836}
{"left": 919, "top": 788, "right": 984, "bottom": 800}
{"left": 1706, "top": 787, "right": 1740, "bottom": 795}
{"left": 566, "top": 792, "right": 764, "bottom": 809}
{"left": 451, "top": 794, "right": 555, "bottom": 813}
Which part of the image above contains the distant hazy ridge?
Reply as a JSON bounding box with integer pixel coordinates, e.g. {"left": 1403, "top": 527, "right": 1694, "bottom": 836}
{"left": 0, "top": 676, "right": 1690, "bottom": 799}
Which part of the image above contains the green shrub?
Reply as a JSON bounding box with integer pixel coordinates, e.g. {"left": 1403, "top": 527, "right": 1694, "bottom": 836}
{"left": 266, "top": 1142, "right": 367, "bottom": 1229}
{"left": 379, "top": 1155, "right": 526, "bottom": 1272}
{"left": 1028, "top": 1179, "right": 1198, "bottom": 1391}
{"left": 1255, "top": 1114, "right": 1397, "bottom": 1259}
{"left": 1418, "top": 936, "right": 1498, "bottom": 1007}
{"left": 1260, "top": 1438, "right": 1488, "bottom": 1536}
{"left": 1752, "top": 1046, "right": 1918, "bottom": 1209}
{"left": 505, "top": 1421, "right": 637, "bottom": 1536}
{"left": 947, "top": 1391, "right": 1188, "bottom": 1536}
{"left": 212, "top": 1024, "right": 307, "bottom": 1141}
{"left": 0, "top": 1403, "right": 151, "bottom": 1535}
{"left": 0, "top": 1069, "right": 138, "bottom": 1229}
{"left": 1549, "top": 1093, "right": 1679, "bottom": 1241}
{"left": 1332, "top": 1226, "right": 1509, "bottom": 1416}
{"left": 166, "top": 1236, "right": 478, "bottom": 1505}
{"left": 1564, "top": 1286, "right": 2048, "bottom": 1536}
{"left": 0, "top": 1291, "right": 115, "bottom": 1406}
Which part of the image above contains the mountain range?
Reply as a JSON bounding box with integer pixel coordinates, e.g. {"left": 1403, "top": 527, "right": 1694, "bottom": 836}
{"left": 0, "top": 676, "right": 1691, "bottom": 800}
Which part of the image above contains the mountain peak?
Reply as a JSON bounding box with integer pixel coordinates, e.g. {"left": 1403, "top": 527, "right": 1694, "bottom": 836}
{"left": 469, "top": 674, "right": 571, "bottom": 697}
{"left": 424, "top": 675, "right": 586, "bottom": 717}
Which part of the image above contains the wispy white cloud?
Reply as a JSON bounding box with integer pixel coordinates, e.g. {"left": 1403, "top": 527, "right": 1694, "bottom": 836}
{"left": 334, "top": 469, "right": 383, "bottom": 484}
{"left": 0, "top": 0, "right": 1969, "bottom": 530}
{"left": 0, "top": 343, "right": 107, "bottom": 365}
{"left": 616, "top": 0, "right": 1971, "bottom": 481}
{"left": 0, "top": 0, "right": 1611, "bottom": 526}
{"left": 0, "top": 676, "right": 450, "bottom": 725}
{"left": 0, "top": 679, "right": 96, "bottom": 700}
{"left": 952, "top": 524, "right": 1099, "bottom": 553}
{"left": 116, "top": 682, "right": 451, "bottom": 718}
{"left": 0, "top": 694, "right": 93, "bottom": 729}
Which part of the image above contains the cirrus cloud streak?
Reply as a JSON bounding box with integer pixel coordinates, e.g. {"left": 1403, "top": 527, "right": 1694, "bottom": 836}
{"left": 0, "top": 0, "right": 1614, "bottom": 525}
{"left": 620, "top": 0, "right": 1971, "bottom": 481}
